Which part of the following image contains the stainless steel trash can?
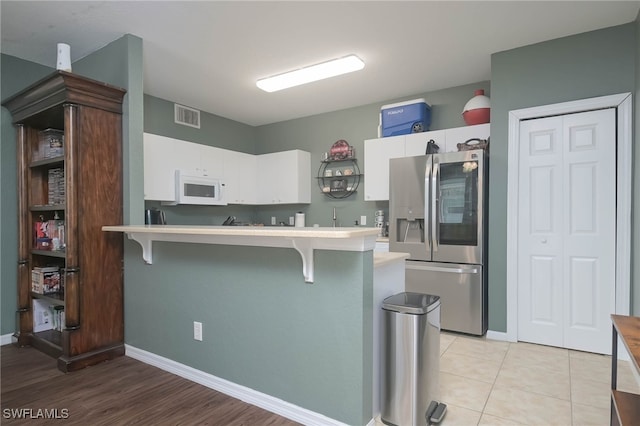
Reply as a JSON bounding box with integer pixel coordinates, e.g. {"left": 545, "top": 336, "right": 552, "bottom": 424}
{"left": 381, "top": 292, "right": 441, "bottom": 426}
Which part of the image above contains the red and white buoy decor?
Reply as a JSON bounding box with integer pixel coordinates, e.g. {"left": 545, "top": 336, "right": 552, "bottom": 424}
{"left": 462, "top": 89, "right": 490, "bottom": 125}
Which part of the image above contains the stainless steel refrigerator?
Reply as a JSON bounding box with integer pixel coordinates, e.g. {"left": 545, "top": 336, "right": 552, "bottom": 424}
{"left": 389, "top": 149, "right": 488, "bottom": 335}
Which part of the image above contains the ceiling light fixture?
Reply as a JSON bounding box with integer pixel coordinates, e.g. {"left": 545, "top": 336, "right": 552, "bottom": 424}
{"left": 256, "top": 54, "right": 365, "bottom": 93}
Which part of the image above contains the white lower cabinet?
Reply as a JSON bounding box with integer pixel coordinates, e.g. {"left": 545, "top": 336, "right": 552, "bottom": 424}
{"left": 257, "top": 150, "right": 310, "bottom": 204}
{"left": 363, "top": 123, "right": 489, "bottom": 201}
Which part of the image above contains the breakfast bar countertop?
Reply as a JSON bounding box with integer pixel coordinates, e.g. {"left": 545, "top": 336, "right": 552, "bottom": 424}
{"left": 103, "top": 225, "right": 380, "bottom": 283}
{"left": 103, "top": 224, "right": 380, "bottom": 238}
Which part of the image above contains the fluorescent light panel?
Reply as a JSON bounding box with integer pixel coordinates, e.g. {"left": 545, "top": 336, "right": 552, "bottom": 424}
{"left": 256, "top": 54, "right": 364, "bottom": 92}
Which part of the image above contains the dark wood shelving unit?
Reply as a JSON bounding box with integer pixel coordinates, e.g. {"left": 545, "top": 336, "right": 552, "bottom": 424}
{"left": 3, "top": 70, "right": 126, "bottom": 372}
{"left": 610, "top": 314, "right": 640, "bottom": 426}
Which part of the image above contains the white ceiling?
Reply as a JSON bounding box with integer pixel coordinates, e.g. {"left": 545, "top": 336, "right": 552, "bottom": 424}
{"left": 2, "top": 1, "right": 638, "bottom": 126}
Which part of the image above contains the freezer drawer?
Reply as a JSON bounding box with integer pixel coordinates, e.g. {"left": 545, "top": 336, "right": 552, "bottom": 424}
{"left": 405, "top": 261, "right": 487, "bottom": 335}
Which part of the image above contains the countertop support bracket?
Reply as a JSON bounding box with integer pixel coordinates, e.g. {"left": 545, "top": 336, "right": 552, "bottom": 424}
{"left": 290, "top": 238, "right": 314, "bottom": 283}
{"left": 127, "top": 233, "right": 154, "bottom": 264}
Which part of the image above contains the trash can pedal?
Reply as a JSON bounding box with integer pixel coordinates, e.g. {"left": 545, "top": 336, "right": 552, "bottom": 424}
{"left": 426, "top": 401, "right": 447, "bottom": 425}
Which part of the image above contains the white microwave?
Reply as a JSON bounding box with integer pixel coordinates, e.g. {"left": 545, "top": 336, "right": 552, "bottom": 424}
{"left": 166, "top": 170, "right": 227, "bottom": 206}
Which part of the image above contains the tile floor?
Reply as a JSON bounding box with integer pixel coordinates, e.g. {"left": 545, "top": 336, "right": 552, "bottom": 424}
{"left": 377, "top": 332, "right": 640, "bottom": 426}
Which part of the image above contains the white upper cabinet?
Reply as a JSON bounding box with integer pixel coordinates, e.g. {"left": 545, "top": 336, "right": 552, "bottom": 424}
{"left": 363, "top": 123, "right": 490, "bottom": 201}
{"left": 143, "top": 133, "right": 310, "bottom": 205}
{"left": 257, "top": 150, "right": 310, "bottom": 204}
{"left": 172, "top": 139, "right": 226, "bottom": 176}
{"left": 144, "top": 133, "right": 178, "bottom": 202}
{"left": 363, "top": 135, "right": 405, "bottom": 201}
{"left": 144, "top": 133, "right": 226, "bottom": 202}
{"left": 224, "top": 150, "right": 257, "bottom": 205}
{"left": 198, "top": 143, "right": 226, "bottom": 176}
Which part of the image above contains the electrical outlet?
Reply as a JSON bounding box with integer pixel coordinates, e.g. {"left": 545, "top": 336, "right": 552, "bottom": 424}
{"left": 271, "top": 216, "right": 276, "bottom": 225}
{"left": 193, "top": 321, "right": 203, "bottom": 341}
{"left": 360, "top": 215, "right": 367, "bottom": 226}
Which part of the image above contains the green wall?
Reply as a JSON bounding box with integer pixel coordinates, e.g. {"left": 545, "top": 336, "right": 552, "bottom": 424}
{"left": 0, "top": 55, "right": 53, "bottom": 336}
{"left": 489, "top": 22, "right": 638, "bottom": 331}
{"left": 124, "top": 242, "right": 373, "bottom": 425}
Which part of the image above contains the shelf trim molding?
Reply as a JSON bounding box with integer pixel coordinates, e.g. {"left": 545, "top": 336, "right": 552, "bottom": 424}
{"left": 104, "top": 225, "right": 378, "bottom": 283}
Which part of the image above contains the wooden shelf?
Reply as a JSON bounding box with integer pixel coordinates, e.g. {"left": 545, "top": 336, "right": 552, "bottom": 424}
{"left": 31, "top": 292, "right": 65, "bottom": 305}
{"left": 32, "top": 249, "right": 66, "bottom": 258}
{"left": 30, "top": 156, "right": 64, "bottom": 168}
{"left": 3, "top": 70, "right": 126, "bottom": 372}
{"left": 610, "top": 315, "right": 640, "bottom": 426}
{"left": 31, "top": 204, "right": 66, "bottom": 211}
{"left": 611, "top": 390, "right": 640, "bottom": 426}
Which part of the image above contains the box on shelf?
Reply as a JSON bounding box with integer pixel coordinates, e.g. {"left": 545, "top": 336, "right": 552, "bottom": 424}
{"left": 33, "top": 299, "right": 53, "bottom": 332}
{"left": 40, "top": 128, "right": 64, "bottom": 159}
{"left": 31, "top": 266, "right": 61, "bottom": 294}
{"left": 380, "top": 98, "right": 431, "bottom": 137}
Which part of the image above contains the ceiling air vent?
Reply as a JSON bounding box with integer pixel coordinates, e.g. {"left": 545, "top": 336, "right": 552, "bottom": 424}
{"left": 174, "top": 103, "right": 201, "bottom": 129}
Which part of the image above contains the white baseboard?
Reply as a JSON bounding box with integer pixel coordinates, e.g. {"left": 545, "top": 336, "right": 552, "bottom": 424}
{"left": 125, "top": 345, "right": 361, "bottom": 426}
{"left": 486, "top": 330, "right": 511, "bottom": 342}
{"left": 1, "top": 334, "right": 16, "bottom": 346}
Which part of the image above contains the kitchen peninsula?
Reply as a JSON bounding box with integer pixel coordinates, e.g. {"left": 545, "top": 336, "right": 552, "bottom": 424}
{"left": 103, "top": 225, "right": 405, "bottom": 425}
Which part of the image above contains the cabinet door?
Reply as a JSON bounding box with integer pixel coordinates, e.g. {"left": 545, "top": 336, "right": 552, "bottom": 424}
{"left": 443, "top": 123, "right": 490, "bottom": 152}
{"left": 199, "top": 145, "right": 226, "bottom": 177}
{"left": 364, "top": 136, "right": 405, "bottom": 201}
{"left": 143, "top": 133, "right": 176, "bottom": 201}
{"left": 257, "top": 150, "right": 310, "bottom": 204}
{"left": 405, "top": 130, "right": 446, "bottom": 157}
{"left": 224, "top": 150, "right": 257, "bottom": 204}
{"left": 172, "top": 139, "right": 202, "bottom": 172}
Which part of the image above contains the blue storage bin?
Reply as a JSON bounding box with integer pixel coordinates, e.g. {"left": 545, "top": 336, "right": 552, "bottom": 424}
{"left": 381, "top": 98, "right": 431, "bottom": 137}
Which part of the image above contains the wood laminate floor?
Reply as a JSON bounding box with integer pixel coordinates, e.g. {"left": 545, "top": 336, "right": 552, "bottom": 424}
{"left": 0, "top": 345, "right": 300, "bottom": 425}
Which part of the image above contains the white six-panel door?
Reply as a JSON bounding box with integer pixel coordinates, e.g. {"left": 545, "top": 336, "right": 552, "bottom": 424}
{"left": 517, "top": 109, "right": 616, "bottom": 354}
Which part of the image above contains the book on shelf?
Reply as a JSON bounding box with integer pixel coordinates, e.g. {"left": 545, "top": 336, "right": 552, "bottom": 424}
{"left": 47, "top": 167, "right": 65, "bottom": 204}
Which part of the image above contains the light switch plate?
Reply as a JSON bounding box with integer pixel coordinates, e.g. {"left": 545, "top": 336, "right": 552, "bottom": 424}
{"left": 360, "top": 215, "right": 367, "bottom": 226}
{"left": 193, "top": 321, "right": 203, "bottom": 341}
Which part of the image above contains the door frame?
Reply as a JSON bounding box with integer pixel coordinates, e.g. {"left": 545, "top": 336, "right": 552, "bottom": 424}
{"left": 506, "top": 93, "right": 632, "bottom": 344}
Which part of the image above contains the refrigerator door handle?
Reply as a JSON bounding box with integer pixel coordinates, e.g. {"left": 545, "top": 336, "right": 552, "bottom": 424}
{"left": 425, "top": 157, "right": 433, "bottom": 253}
{"left": 432, "top": 160, "right": 439, "bottom": 253}
{"left": 406, "top": 263, "right": 479, "bottom": 274}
